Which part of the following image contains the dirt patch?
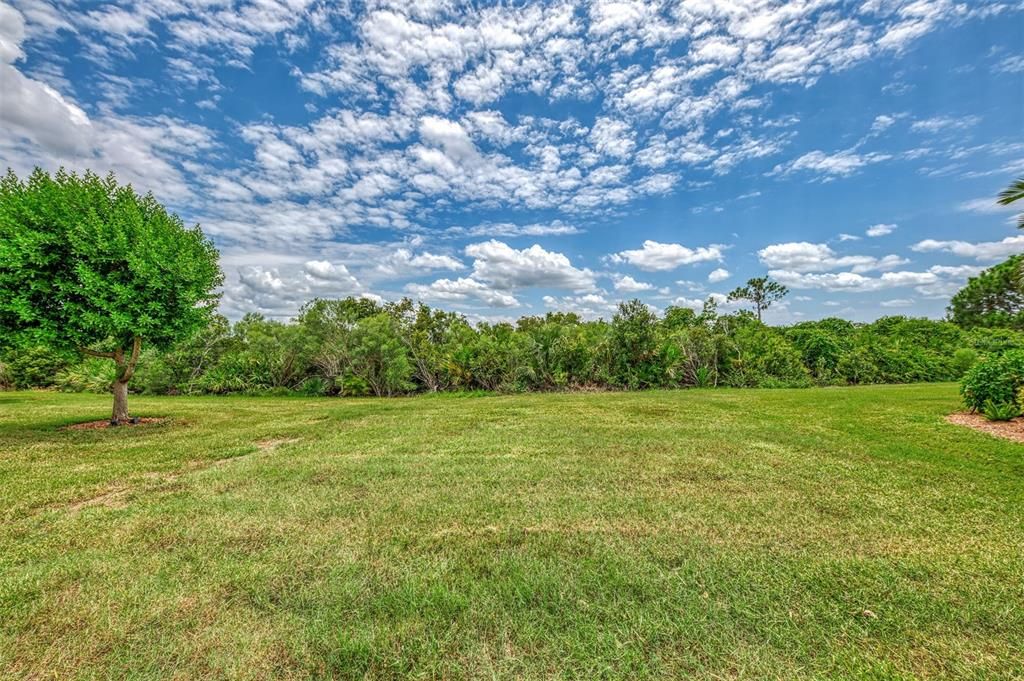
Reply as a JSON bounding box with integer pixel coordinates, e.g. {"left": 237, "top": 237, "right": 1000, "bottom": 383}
{"left": 254, "top": 437, "right": 301, "bottom": 452}
{"left": 65, "top": 485, "right": 132, "bottom": 512}
{"left": 62, "top": 417, "right": 167, "bottom": 431}
{"left": 945, "top": 412, "right": 1024, "bottom": 443}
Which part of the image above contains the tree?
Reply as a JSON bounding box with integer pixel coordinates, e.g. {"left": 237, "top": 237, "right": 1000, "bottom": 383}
{"left": 998, "top": 177, "right": 1024, "bottom": 230}
{"left": 0, "top": 168, "right": 222, "bottom": 422}
{"left": 948, "top": 255, "right": 1024, "bottom": 330}
{"left": 347, "top": 313, "right": 414, "bottom": 396}
{"left": 727, "top": 277, "right": 788, "bottom": 322}
{"left": 609, "top": 299, "right": 661, "bottom": 388}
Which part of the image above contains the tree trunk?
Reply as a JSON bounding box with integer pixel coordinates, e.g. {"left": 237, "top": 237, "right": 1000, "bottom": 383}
{"left": 109, "top": 336, "right": 141, "bottom": 425}
{"left": 112, "top": 379, "right": 130, "bottom": 423}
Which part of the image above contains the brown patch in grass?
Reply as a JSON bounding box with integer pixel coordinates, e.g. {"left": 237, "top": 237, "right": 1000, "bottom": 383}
{"left": 65, "top": 485, "right": 131, "bottom": 512}
{"left": 945, "top": 412, "right": 1024, "bottom": 443}
{"left": 254, "top": 437, "right": 302, "bottom": 452}
{"left": 62, "top": 417, "right": 166, "bottom": 431}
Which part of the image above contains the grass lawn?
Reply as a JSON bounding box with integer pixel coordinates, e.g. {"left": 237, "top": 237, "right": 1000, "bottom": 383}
{"left": 1, "top": 385, "right": 1022, "bottom": 680}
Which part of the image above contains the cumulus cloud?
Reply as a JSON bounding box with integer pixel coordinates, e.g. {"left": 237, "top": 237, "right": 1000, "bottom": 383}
{"left": 758, "top": 242, "right": 908, "bottom": 273}
{"left": 911, "top": 236, "right": 1024, "bottom": 261}
{"left": 609, "top": 240, "right": 724, "bottom": 271}
{"left": 707, "top": 268, "right": 730, "bottom": 283}
{"left": 405, "top": 277, "right": 519, "bottom": 308}
{"left": 466, "top": 240, "right": 596, "bottom": 291}
{"left": 0, "top": 0, "right": 1010, "bottom": 320}
{"left": 770, "top": 264, "right": 982, "bottom": 296}
{"left": 612, "top": 274, "right": 655, "bottom": 292}
{"left": 374, "top": 248, "right": 464, "bottom": 278}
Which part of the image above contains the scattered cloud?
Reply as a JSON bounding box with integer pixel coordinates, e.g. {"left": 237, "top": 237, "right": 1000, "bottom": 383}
{"left": 866, "top": 223, "right": 897, "bottom": 237}
{"left": 707, "top": 268, "right": 730, "bottom": 283}
{"left": 911, "top": 236, "right": 1024, "bottom": 262}
{"left": 609, "top": 240, "right": 724, "bottom": 271}
{"left": 758, "top": 242, "right": 907, "bottom": 274}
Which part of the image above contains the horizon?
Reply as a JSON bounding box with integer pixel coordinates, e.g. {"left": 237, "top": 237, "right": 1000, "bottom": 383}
{"left": 1, "top": 0, "right": 1022, "bottom": 324}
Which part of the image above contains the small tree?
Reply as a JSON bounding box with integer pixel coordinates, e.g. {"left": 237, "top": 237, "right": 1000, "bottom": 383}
{"left": 948, "top": 255, "right": 1024, "bottom": 330}
{"left": 0, "top": 168, "right": 222, "bottom": 423}
{"left": 727, "top": 277, "right": 788, "bottom": 322}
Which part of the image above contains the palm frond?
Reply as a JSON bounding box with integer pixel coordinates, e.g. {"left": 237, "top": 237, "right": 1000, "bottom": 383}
{"left": 997, "top": 177, "right": 1024, "bottom": 206}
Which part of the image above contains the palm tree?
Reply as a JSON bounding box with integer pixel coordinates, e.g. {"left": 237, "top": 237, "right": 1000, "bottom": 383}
{"left": 998, "top": 177, "right": 1024, "bottom": 229}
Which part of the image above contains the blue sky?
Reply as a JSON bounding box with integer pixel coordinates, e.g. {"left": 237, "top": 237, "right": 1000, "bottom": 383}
{"left": 1, "top": 0, "right": 1022, "bottom": 323}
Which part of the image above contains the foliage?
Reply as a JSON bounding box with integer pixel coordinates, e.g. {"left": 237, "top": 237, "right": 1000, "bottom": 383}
{"left": 727, "top": 276, "right": 788, "bottom": 321}
{"left": 9, "top": 292, "right": 1024, "bottom": 398}
{"left": 0, "top": 168, "right": 222, "bottom": 419}
{"left": 0, "top": 168, "right": 223, "bottom": 353}
{"left": 959, "top": 350, "right": 1024, "bottom": 412}
{"left": 1, "top": 346, "right": 70, "bottom": 388}
{"left": 980, "top": 400, "right": 1020, "bottom": 422}
{"left": 609, "top": 299, "right": 661, "bottom": 388}
{"left": 997, "top": 176, "right": 1024, "bottom": 230}
{"left": 54, "top": 358, "right": 118, "bottom": 393}
{"left": 948, "top": 255, "right": 1024, "bottom": 330}
{"left": 346, "top": 313, "right": 415, "bottom": 397}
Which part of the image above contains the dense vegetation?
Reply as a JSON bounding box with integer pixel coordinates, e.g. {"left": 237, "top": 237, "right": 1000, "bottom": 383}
{"left": 3, "top": 294, "right": 1023, "bottom": 398}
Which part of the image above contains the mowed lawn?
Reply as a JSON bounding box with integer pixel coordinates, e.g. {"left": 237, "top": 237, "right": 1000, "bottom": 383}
{"left": 1, "top": 386, "right": 1022, "bottom": 680}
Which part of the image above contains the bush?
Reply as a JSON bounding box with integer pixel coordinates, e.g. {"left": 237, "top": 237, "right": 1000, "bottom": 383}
{"left": 951, "top": 348, "right": 978, "bottom": 378}
{"left": 3, "top": 346, "right": 70, "bottom": 388}
{"left": 55, "top": 358, "right": 117, "bottom": 393}
{"left": 981, "top": 400, "right": 1020, "bottom": 422}
{"left": 960, "top": 350, "right": 1024, "bottom": 412}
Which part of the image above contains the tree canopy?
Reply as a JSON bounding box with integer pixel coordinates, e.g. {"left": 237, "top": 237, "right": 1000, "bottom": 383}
{"left": 948, "top": 255, "right": 1024, "bottom": 331}
{"left": 0, "top": 168, "right": 222, "bottom": 420}
{"left": 727, "top": 277, "right": 788, "bottom": 321}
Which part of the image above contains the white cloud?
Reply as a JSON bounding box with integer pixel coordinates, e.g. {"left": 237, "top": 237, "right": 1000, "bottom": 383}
{"left": 405, "top": 277, "right": 519, "bottom": 308}
{"left": 609, "top": 240, "right": 724, "bottom": 271}
{"left": 612, "top": 274, "right": 655, "bottom": 292}
{"left": 770, "top": 264, "right": 981, "bottom": 295}
{"left": 866, "top": 223, "right": 897, "bottom": 237}
{"left": 771, "top": 149, "right": 892, "bottom": 179}
{"left": 758, "top": 242, "right": 908, "bottom": 273}
{"left": 995, "top": 55, "right": 1024, "bottom": 73}
{"left": 880, "top": 298, "right": 914, "bottom": 308}
{"left": 959, "top": 197, "right": 1018, "bottom": 215}
{"left": 707, "top": 268, "right": 730, "bottom": 283}
{"left": 375, "top": 248, "right": 464, "bottom": 277}
{"left": 911, "top": 115, "right": 981, "bottom": 133}
{"left": 466, "top": 239, "right": 596, "bottom": 291}
{"left": 911, "top": 236, "right": 1024, "bottom": 262}
{"left": 446, "top": 220, "right": 582, "bottom": 238}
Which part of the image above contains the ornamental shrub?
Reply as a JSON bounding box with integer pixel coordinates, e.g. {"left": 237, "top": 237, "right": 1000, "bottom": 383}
{"left": 960, "top": 350, "right": 1024, "bottom": 412}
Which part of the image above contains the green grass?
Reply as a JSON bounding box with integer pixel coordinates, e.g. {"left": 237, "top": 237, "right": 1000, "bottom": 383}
{"left": 1, "top": 385, "right": 1022, "bottom": 680}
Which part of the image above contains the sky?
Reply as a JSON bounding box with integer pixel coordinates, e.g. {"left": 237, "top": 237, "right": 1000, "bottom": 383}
{"left": 1, "top": 0, "right": 1022, "bottom": 324}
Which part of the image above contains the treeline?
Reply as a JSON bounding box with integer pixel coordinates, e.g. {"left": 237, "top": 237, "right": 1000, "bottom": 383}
{"left": 4, "top": 297, "right": 1023, "bottom": 397}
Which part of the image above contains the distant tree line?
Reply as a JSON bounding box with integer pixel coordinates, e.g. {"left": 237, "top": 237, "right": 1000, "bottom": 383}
{"left": 3, "top": 289, "right": 1023, "bottom": 397}
{"left": 2, "top": 168, "right": 1023, "bottom": 403}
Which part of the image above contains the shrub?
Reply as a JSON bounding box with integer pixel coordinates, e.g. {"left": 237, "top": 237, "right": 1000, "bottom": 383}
{"left": 951, "top": 348, "right": 979, "bottom": 378}
{"left": 55, "top": 358, "right": 117, "bottom": 393}
{"left": 3, "top": 346, "right": 70, "bottom": 388}
{"left": 960, "top": 350, "right": 1024, "bottom": 412}
{"left": 981, "top": 400, "right": 1020, "bottom": 422}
